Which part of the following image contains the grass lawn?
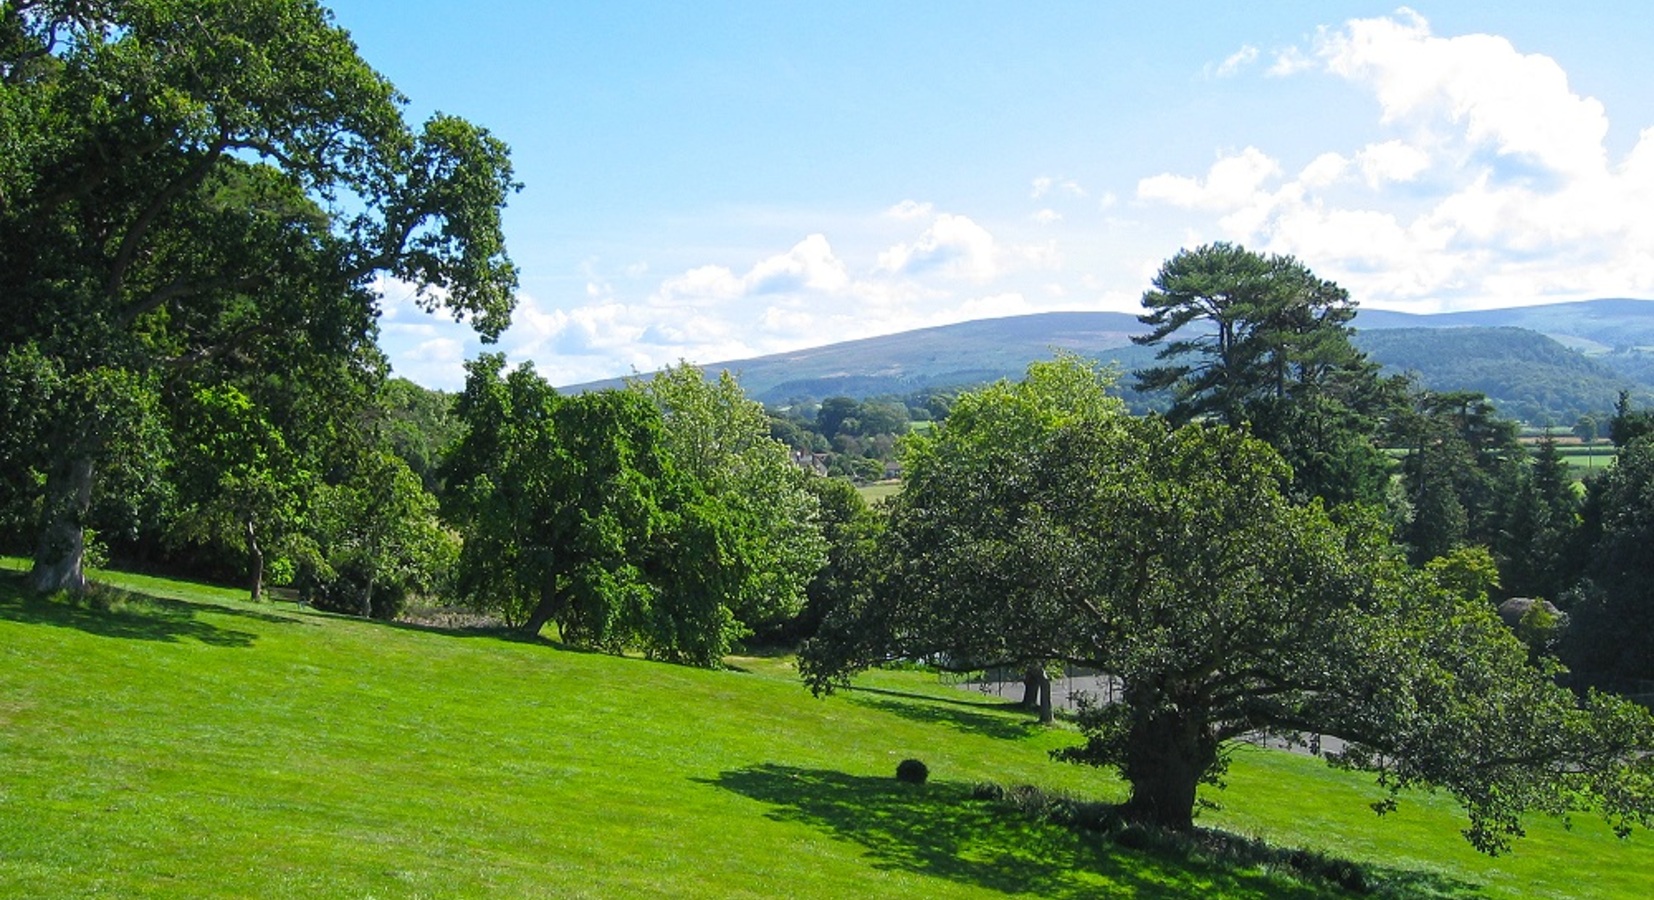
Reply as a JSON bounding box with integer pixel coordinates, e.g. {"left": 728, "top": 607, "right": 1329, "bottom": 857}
{"left": 856, "top": 480, "right": 903, "bottom": 504}
{"left": 2, "top": 557, "right": 1652, "bottom": 898}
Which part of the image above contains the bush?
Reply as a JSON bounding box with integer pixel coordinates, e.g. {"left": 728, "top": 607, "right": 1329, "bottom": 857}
{"left": 895, "top": 758, "right": 929, "bottom": 784}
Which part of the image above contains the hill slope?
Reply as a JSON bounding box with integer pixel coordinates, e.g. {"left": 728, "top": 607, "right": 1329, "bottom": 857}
{"left": 1353, "top": 327, "right": 1633, "bottom": 423}
{"left": 3, "top": 561, "right": 1653, "bottom": 897}
{"left": 569, "top": 299, "right": 1654, "bottom": 421}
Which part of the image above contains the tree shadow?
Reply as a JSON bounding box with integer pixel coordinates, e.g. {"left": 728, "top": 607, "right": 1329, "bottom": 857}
{"left": 701, "top": 764, "right": 1359, "bottom": 899}
{"left": 0, "top": 573, "right": 260, "bottom": 647}
{"left": 846, "top": 691, "right": 1041, "bottom": 741}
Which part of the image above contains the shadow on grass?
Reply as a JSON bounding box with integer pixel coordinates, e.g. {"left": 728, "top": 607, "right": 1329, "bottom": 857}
{"left": 0, "top": 571, "right": 263, "bottom": 647}
{"left": 704, "top": 764, "right": 1349, "bottom": 899}
{"left": 847, "top": 691, "right": 1041, "bottom": 741}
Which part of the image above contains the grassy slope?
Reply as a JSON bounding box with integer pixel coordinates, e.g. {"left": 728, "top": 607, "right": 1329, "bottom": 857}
{"left": 2, "top": 560, "right": 1651, "bottom": 898}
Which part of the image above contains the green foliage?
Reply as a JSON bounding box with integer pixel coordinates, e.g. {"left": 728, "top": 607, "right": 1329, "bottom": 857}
{"left": 446, "top": 357, "right": 818, "bottom": 665}
{"left": 1423, "top": 546, "right": 1501, "bottom": 606}
{"left": 807, "top": 357, "right": 1654, "bottom": 851}
{"left": 772, "top": 475, "right": 882, "bottom": 645}
{"left": 371, "top": 378, "right": 463, "bottom": 494}
{"left": 302, "top": 449, "right": 452, "bottom": 619}
{"left": 1565, "top": 434, "right": 1654, "bottom": 684}
{"left": 1132, "top": 242, "right": 1394, "bottom": 507}
{"left": 1576, "top": 413, "right": 1600, "bottom": 444}
{"left": 1392, "top": 390, "right": 1523, "bottom": 564}
{"left": 631, "top": 363, "right": 827, "bottom": 636}
{"left": 1133, "top": 242, "right": 1361, "bottom": 425}
{"left": 168, "top": 383, "right": 310, "bottom": 600}
{"left": 1493, "top": 434, "right": 1583, "bottom": 601}
{"left": 1610, "top": 390, "right": 1654, "bottom": 447}
{"left": 1, "top": 0, "right": 518, "bottom": 592}
{"left": 445, "top": 355, "right": 669, "bottom": 641}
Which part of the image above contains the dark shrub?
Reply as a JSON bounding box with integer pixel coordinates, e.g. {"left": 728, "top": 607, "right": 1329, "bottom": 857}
{"left": 895, "top": 758, "right": 929, "bottom": 784}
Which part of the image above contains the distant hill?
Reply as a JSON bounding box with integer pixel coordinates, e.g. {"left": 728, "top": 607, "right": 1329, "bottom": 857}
{"left": 1353, "top": 327, "right": 1633, "bottom": 424}
{"left": 564, "top": 298, "right": 1654, "bottom": 423}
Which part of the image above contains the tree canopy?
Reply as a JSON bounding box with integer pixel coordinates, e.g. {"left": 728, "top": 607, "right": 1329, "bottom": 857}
{"left": 803, "top": 357, "right": 1654, "bottom": 851}
{"left": 1133, "top": 243, "right": 1395, "bottom": 506}
{"left": 0, "top": 0, "right": 518, "bottom": 592}
{"left": 630, "top": 364, "right": 826, "bottom": 636}
{"left": 443, "top": 358, "right": 826, "bottom": 666}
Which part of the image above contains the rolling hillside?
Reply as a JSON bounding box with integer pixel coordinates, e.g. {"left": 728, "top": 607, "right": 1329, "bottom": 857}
{"left": 568, "top": 299, "right": 1654, "bottom": 422}
{"left": 1352, "top": 327, "right": 1633, "bottom": 424}
{"left": 5, "top": 560, "right": 1654, "bottom": 897}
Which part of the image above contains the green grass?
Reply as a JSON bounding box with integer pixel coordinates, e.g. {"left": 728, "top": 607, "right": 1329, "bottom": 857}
{"left": 2, "top": 558, "right": 1652, "bottom": 897}
{"left": 856, "top": 480, "right": 903, "bottom": 504}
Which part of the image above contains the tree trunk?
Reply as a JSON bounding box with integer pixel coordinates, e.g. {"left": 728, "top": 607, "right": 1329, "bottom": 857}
{"left": 246, "top": 516, "right": 264, "bottom": 602}
{"left": 522, "top": 579, "right": 560, "bottom": 637}
{"left": 1019, "top": 665, "right": 1055, "bottom": 724}
{"left": 30, "top": 455, "right": 94, "bottom": 594}
{"left": 360, "top": 575, "right": 375, "bottom": 619}
{"left": 1120, "top": 702, "right": 1217, "bottom": 831}
{"left": 1020, "top": 665, "right": 1042, "bottom": 707}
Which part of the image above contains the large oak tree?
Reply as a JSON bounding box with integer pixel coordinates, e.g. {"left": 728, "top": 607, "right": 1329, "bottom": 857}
{"left": 803, "top": 358, "right": 1654, "bottom": 851}
{"left": 0, "top": 0, "right": 517, "bottom": 592}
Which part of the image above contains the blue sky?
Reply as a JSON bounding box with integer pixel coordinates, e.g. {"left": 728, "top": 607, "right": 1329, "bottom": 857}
{"left": 323, "top": 2, "right": 1654, "bottom": 389}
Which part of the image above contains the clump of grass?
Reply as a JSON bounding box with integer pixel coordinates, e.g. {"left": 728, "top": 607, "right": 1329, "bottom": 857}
{"left": 972, "top": 781, "right": 1371, "bottom": 894}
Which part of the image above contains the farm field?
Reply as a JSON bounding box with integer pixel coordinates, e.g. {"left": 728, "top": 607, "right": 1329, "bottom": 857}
{"left": 855, "top": 480, "right": 903, "bottom": 504}
{"left": 2, "top": 558, "right": 1652, "bottom": 898}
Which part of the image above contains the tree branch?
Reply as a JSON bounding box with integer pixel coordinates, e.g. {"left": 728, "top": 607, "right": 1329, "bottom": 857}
{"left": 117, "top": 273, "right": 266, "bottom": 330}
{"left": 105, "top": 137, "right": 228, "bottom": 301}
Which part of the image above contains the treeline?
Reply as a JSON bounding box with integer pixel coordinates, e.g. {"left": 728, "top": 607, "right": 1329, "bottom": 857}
{"left": 765, "top": 390, "right": 957, "bottom": 481}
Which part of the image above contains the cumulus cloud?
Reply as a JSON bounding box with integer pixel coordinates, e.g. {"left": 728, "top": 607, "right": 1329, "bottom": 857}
{"left": 1133, "top": 9, "right": 1654, "bottom": 310}
{"left": 426, "top": 205, "right": 1089, "bottom": 387}
{"left": 1033, "top": 208, "right": 1063, "bottom": 225}
{"left": 877, "top": 213, "right": 1001, "bottom": 281}
{"left": 1138, "top": 147, "right": 1282, "bottom": 210}
{"left": 1318, "top": 9, "right": 1609, "bottom": 181}
{"left": 1355, "top": 140, "right": 1431, "bottom": 187}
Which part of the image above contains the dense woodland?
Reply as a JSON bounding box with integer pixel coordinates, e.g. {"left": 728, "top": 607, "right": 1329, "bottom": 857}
{"left": 5, "top": 0, "right": 1654, "bottom": 855}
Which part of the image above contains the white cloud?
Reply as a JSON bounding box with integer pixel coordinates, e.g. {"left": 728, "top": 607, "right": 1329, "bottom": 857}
{"left": 1214, "top": 44, "right": 1259, "bottom": 78}
{"left": 1031, "top": 176, "right": 1086, "bottom": 199}
{"left": 877, "top": 213, "right": 1001, "bottom": 281}
{"left": 885, "top": 199, "right": 935, "bottom": 220}
{"left": 1355, "top": 140, "right": 1431, "bottom": 187}
{"left": 745, "top": 234, "right": 851, "bottom": 294}
{"left": 956, "top": 292, "right": 1034, "bottom": 320}
{"left": 1268, "top": 46, "right": 1315, "bottom": 77}
{"left": 1138, "top": 147, "right": 1282, "bottom": 210}
{"left": 436, "top": 201, "right": 1098, "bottom": 387}
{"left": 1298, "top": 152, "right": 1349, "bottom": 188}
{"left": 1131, "top": 10, "right": 1654, "bottom": 312}
{"left": 1317, "top": 8, "right": 1608, "bottom": 181}
{"left": 656, "top": 264, "right": 746, "bottom": 306}
{"left": 1033, "top": 208, "right": 1063, "bottom": 225}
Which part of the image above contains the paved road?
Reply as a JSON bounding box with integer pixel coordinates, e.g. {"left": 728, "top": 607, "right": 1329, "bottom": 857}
{"left": 952, "top": 672, "right": 1348, "bottom": 757}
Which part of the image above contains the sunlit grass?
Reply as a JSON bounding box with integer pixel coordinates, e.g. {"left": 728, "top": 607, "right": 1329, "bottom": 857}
{"left": 2, "top": 556, "right": 1651, "bottom": 897}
